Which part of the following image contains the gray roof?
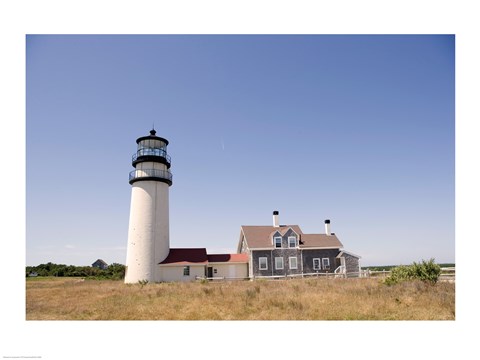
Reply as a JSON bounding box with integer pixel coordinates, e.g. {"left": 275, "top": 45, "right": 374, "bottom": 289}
{"left": 92, "top": 259, "right": 108, "bottom": 265}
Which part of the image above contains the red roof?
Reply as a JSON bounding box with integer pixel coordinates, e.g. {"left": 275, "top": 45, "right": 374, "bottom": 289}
{"left": 159, "top": 248, "right": 208, "bottom": 265}
{"left": 207, "top": 253, "right": 249, "bottom": 263}
{"left": 159, "top": 249, "right": 249, "bottom": 265}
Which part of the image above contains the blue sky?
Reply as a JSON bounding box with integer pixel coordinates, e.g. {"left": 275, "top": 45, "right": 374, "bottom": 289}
{"left": 26, "top": 35, "right": 455, "bottom": 267}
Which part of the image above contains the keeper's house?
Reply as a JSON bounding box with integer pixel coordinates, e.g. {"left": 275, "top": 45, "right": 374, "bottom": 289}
{"left": 237, "top": 211, "right": 361, "bottom": 278}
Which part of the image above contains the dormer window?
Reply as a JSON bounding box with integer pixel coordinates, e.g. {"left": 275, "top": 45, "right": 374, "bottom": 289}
{"left": 274, "top": 236, "right": 282, "bottom": 248}
{"left": 288, "top": 236, "right": 297, "bottom": 248}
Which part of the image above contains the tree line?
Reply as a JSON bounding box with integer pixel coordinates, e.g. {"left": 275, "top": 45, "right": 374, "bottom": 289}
{"left": 26, "top": 262, "right": 126, "bottom": 280}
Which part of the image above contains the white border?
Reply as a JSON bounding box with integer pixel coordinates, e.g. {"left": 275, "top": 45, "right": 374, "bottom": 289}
{"left": 3, "top": 1, "right": 479, "bottom": 360}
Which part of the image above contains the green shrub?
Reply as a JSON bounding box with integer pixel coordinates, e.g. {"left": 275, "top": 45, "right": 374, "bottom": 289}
{"left": 384, "top": 265, "right": 415, "bottom": 285}
{"left": 384, "top": 259, "right": 441, "bottom": 285}
{"left": 412, "top": 258, "right": 442, "bottom": 284}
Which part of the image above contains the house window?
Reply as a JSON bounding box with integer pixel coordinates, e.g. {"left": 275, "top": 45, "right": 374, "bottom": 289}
{"left": 275, "top": 257, "right": 284, "bottom": 270}
{"left": 289, "top": 257, "right": 298, "bottom": 270}
{"left": 313, "top": 258, "right": 321, "bottom": 271}
{"left": 259, "top": 257, "right": 268, "bottom": 270}
{"left": 288, "top": 236, "right": 296, "bottom": 248}
{"left": 274, "top": 236, "right": 282, "bottom": 248}
{"left": 183, "top": 266, "right": 190, "bottom": 276}
{"left": 322, "top": 258, "right": 330, "bottom": 270}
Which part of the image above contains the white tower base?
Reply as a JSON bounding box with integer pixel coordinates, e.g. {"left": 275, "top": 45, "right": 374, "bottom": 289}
{"left": 125, "top": 181, "right": 170, "bottom": 283}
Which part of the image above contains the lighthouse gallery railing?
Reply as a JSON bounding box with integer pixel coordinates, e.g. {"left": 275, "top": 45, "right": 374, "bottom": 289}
{"left": 129, "top": 169, "right": 173, "bottom": 182}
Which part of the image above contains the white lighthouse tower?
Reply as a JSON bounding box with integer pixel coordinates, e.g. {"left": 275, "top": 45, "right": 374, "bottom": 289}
{"left": 125, "top": 129, "right": 173, "bottom": 283}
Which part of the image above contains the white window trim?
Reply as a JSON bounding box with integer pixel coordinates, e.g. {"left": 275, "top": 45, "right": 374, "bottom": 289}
{"left": 259, "top": 257, "right": 268, "bottom": 270}
{"left": 183, "top": 266, "right": 190, "bottom": 276}
{"left": 313, "top": 258, "right": 321, "bottom": 271}
{"left": 322, "top": 258, "right": 330, "bottom": 270}
{"left": 274, "top": 236, "right": 282, "bottom": 248}
{"left": 288, "top": 236, "right": 297, "bottom": 248}
{"left": 289, "top": 257, "right": 298, "bottom": 270}
{"left": 275, "top": 257, "right": 284, "bottom": 270}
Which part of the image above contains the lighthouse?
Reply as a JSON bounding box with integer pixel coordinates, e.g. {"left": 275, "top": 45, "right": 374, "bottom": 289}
{"left": 125, "top": 129, "right": 173, "bottom": 283}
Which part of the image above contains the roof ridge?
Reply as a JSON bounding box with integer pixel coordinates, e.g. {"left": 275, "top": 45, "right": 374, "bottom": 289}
{"left": 169, "top": 247, "right": 207, "bottom": 250}
{"left": 242, "top": 224, "right": 301, "bottom": 227}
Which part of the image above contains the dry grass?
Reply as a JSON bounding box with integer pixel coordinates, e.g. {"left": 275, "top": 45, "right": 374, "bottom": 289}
{"left": 26, "top": 277, "right": 455, "bottom": 320}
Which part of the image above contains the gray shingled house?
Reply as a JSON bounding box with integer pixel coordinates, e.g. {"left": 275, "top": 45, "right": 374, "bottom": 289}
{"left": 237, "top": 211, "right": 361, "bottom": 278}
{"left": 92, "top": 259, "right": 108, "bottom": 270}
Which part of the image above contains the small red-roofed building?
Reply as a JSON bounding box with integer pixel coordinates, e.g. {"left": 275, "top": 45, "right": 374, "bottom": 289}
{"left": 206, "top": 253, "right": 249, "bottom": 279}
{"left": 156, "top": 248, "right": 248, "bottom": 282}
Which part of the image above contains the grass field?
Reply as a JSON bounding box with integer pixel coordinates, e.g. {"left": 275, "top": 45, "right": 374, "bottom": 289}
{"left": 26, "top": 277, "right": 455, "bottom": 320}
